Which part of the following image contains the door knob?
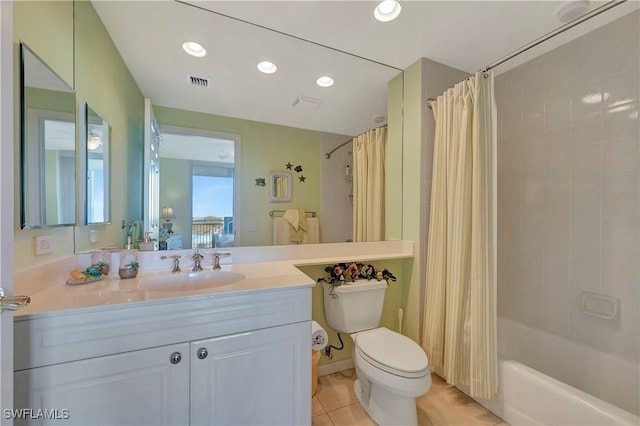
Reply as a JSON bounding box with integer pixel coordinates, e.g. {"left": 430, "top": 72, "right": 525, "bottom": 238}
{"left": 197, "top": 348, "right": 208, "bottom": 360}
{"left": 0, "top": 288, "right": 30, "bottom": 312}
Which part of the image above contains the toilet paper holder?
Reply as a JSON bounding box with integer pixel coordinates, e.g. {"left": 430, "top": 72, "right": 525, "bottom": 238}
{"left": 312, "top": 335, "right": 325, "bottom": 346}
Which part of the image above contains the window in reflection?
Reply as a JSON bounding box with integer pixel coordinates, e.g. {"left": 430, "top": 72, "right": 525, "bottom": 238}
{"left": 159, "top": 127, "right": 238, "bottom": 249}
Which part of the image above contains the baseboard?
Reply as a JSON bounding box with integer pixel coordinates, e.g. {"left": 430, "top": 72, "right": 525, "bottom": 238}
{"left": 318, "top": 358, "right": 354, "bottom": 376}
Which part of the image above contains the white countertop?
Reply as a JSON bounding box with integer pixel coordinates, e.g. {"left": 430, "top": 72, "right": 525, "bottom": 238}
{"left": 14, "top": 241, "right": 413, "bottom": 320}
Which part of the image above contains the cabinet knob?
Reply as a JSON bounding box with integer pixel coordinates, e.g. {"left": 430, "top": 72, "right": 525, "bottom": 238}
{"left": 170, "top": 352, "right": 182, "bottom": 364}
{"left": 197, "top": 348, "right": 208, "bottom": 360}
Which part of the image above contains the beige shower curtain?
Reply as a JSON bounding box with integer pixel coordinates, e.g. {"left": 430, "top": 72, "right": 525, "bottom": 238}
{"left": 422, "top": 72, "right": 497, "bottom": 399}
{"left": 353, "top": 126, "right": 386, "bottom": 241}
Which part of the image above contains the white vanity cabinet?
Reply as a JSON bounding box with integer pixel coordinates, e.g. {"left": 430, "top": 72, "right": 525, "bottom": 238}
{"left": 190, "top": 322, "right": 309, "bottom": 425}
{"left": 15, "top": 343, "right": 191, "bottom": 425}
{"left": 14, "top": 286, "right": 312, "bottom": 426}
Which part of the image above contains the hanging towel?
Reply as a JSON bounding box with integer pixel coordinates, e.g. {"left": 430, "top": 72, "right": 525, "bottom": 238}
{"left": 302, "top": 218, "right": 320, "bottom": 244}
{"left": 283, "top": 209, "right": 307, "bottom": 243}
{"left": 273, "top": 217, "right": 290, "bottom": 245}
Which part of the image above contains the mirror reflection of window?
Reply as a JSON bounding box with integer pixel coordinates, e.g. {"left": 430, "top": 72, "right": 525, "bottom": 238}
{"left": 43, "top": 119, "right": 75, "bottom": 224}
{"left": 21, "top": 43, "right": 76, "bottom": 228}
{"left": 85, "top": 105, "right": 110, "bottom": 225}
{"left": 159, "top": 127, "right": 239, "bottom": 249}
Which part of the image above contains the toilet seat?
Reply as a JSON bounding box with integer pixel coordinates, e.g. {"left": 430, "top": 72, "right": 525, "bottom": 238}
{"left": 354, "top": 327, "right": 429, "bottom": 378}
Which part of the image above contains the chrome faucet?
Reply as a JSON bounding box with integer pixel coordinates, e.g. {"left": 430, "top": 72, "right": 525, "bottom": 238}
{"left": 161, "top": 255, "right": 181, "bottom": 273}
{"left": 212, "top": 251, "right": 231, "bottom": 270}
{"left": 192, "top": 249, "right": 203, "bottom": 272}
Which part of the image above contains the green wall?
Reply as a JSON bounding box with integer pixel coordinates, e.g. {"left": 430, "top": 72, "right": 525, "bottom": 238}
{"left": 154, "top": 106, "right": 322, "bottom": 247}
{"left": 13, "top": 1, "right": 145, "bottom": 269}
{"left": 159, "top": 157, "right": 192, "bottom": 244}
{"left": 401, "top": 60, "right": 426, "bottom": 342}
{"left": 13, "top": 1, "right": 76, "bottom": 268}
{"left": 298, "top": 259, "right": 408, "bottom": 368}
{"left": 73, "top": 0, "right": 144, "bottom": 253}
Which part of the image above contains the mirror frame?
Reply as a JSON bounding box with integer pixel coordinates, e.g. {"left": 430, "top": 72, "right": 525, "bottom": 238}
{"left": 84, "top": 103, "right": 111, "bottom": 225}
{"left": 269, "top": 171, "right": 292, "bottom": 203}
{"left": 20, "top": 42, "right": 76, "bottom": 229}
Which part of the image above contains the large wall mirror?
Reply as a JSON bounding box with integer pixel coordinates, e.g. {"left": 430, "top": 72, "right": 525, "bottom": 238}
{"left": 85, "top": 104, "right": 111, "bottom": 225}
{"left": 78, "top": 2, "right": 402, "bottom": 249}
{"left": 20, "top": 42, "right": 76, "bottom": 229}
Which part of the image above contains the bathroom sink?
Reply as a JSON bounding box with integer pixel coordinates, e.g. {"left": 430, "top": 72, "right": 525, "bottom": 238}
{"left": 138, "top": 271, "right": 246, "bottom": 292}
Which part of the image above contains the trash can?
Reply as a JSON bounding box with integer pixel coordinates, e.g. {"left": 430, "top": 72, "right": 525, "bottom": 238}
{"left": 312, "top": 350, "right": 321, "bottom": 396}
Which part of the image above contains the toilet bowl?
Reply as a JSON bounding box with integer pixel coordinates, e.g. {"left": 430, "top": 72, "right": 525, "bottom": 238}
{"left": 322, "top": 280, "right": 431, "bottom": 425}
{"left": 351, "top": 327, "right": 431, "bottom": 425}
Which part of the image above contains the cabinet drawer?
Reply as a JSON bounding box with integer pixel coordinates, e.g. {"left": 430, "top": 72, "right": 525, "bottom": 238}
{"left": 15, "top": 286, "right": 311, "bottom": 370}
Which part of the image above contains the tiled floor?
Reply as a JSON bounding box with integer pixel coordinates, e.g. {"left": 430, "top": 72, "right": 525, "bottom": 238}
{"left": 312, "top": 369, "right": 509, "bottom": 426}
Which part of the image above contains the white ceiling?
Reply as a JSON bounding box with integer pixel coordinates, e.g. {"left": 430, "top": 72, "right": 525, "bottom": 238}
{"left": 93, "top": 0, "right": 639, "bottom": 137}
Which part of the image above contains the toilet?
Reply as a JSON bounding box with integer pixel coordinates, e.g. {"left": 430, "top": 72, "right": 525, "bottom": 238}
{"left": 323, "top": 280, "right": 431, "bottom": 425}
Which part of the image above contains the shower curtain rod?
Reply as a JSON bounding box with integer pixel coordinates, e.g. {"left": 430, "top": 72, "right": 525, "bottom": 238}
{"left": 325, "top": 139, "right": 351, "bottom": 159}
{"left": 426, "top": 0, "right": 627, "bottom": 109}
{"left": 324, "top": 124, "right": 387, "bottom": 159}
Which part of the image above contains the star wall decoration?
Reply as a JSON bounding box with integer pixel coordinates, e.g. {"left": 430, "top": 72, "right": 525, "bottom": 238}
{"left": 285, "top": 162, "right": 293, "bottom": 170}
{"left": 298, "top": 175, "right": 306, "bottom": 182}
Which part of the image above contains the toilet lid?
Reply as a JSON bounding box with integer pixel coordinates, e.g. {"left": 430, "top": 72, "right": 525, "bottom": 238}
{"left": 355, "top": 327, "right": 429, "bottom": 378}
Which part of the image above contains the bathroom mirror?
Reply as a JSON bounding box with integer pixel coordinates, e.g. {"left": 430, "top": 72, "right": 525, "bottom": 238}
{"left": 85, "top": 104, "right": 111, "bottom": 225}
{"left": 20, "top": 42, "right": 76, "bottom": 229}
{"left": 76, "top": 2, "right": 402, "bottom": 249}
{"left": 269, "top": 172, "right": 292, "bottom": 203}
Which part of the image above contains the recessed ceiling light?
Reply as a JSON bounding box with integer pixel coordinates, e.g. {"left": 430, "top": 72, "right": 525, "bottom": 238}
{"left": 316, "top": 76, "right": 334, "bottom": 87}
{"left": 257, "top": 61, "right": 277, "bottom": 74}
{"left": 182, "top": 41, "right": 206, "bottom": 57}
{"left": 374, "top": 0, "right": 402, "bottom": 22}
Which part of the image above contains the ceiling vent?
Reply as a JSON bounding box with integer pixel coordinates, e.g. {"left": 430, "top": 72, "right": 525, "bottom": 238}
{"left": 187, "top": 74, "right": 211, "bottom": 89}
{"left": 291, "top": 95, "right": 321, "bottom": 108}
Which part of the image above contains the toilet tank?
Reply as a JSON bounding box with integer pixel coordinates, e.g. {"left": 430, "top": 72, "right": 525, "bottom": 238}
{"left": 323, "top": 280, "right": 387, "bottom": 333}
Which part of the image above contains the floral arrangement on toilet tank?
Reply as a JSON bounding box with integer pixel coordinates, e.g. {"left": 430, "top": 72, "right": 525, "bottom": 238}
{"left": 317, "top": 262, "right": 396, "bottom": 290}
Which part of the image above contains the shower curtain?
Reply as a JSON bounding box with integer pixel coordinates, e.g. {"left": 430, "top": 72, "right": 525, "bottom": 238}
{"left": 353, "top": 126, "right": 386, "bottom": 242}
{"left": 422, "top": 72, "right": 497, "bottom": 399}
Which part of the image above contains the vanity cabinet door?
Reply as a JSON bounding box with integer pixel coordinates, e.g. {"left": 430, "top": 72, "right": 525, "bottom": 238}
{"left": 14, "top": 343, "right": 190, "bottom": 425}
{"left": 190, "top": 321, "right": 311, "bottom": 425}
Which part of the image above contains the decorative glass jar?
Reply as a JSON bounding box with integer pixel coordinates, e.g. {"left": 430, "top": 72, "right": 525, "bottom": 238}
{"left": 90, "top": 250, "right": 111, "bottom": 275}
{"left": 118, "top": 249, "right": 139, "bottom": 279}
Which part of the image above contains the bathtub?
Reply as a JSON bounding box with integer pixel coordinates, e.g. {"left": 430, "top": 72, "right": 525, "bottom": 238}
{"left": 471, "top": 357, "right": 639, "bottom": 426}
{"left": 464, "top": 317, "right": 640, "bottom": 425}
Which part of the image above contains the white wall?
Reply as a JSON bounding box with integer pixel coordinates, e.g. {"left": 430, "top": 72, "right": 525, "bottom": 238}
{"left": 320, "top": 133, "right": 353, "bottom": 243}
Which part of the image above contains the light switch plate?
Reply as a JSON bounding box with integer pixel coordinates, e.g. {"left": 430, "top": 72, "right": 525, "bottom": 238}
{"left": 89, "top": 229, "right": 100, "bottom": 244}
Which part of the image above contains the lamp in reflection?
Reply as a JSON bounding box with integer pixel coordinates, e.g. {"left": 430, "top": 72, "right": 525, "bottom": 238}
{"left": 161, "top": 206, "right": 176, "bottom": 235}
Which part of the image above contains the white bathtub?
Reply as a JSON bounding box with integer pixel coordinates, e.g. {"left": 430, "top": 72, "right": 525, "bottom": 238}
{"left": 464, "top": 317, "right": 640, "bottom": 425}
{"left": 472, "top": 357, "right": 639, "bottom": 426}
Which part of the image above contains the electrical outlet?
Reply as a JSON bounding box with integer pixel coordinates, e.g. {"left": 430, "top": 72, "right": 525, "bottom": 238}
{"left": 89, "top": 229, "right": 100, "bottom": 244}
{"left": 35, "top": 235, "right": 54, "bottom": 256}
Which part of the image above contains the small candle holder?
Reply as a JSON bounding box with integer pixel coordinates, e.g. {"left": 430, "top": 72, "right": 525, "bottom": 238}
{"left": 90, "top": 250, "right": 110, "bottom": 275}
{"left": 118, "top": 249, "right": 139, "bottom": 279}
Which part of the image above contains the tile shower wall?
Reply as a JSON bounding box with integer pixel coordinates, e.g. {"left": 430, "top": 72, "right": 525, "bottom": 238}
{"left": 496, "top": 11, "right": 639, "bottom": 414}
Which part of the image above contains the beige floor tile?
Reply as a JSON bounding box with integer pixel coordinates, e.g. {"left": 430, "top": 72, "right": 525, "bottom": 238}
{"left": 316, "top": 370, "right": 508, "bottom": 426}
{"left": 312, "top": 396, "right": 326, "bottom": 417}
{"left": 312, "top": 413, "right": 334, "bottom": 426}
{"left": 327, "top": 402, "right": 377, "bottom": 426}
{"left": 316, "top": 370, "right": 358, "bottom": 411}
